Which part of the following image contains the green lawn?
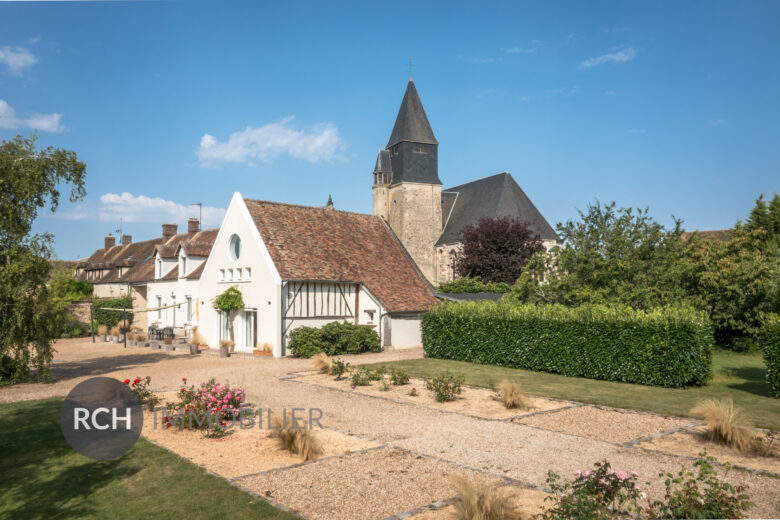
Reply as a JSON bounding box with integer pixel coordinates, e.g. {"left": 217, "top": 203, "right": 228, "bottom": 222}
{"left": 0, "top": 398, "right": 296, "bottom": 520}
{"left": 367, "top": 350, "right": 780, "bottom": 430}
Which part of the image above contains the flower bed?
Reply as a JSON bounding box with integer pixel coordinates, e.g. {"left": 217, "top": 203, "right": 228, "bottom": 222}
{"left": 296, "top": 371, "right": 568, "bottom": 420}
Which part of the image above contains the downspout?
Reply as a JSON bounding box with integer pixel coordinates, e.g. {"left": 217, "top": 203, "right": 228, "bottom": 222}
{"left": 280, "top": 280, "right": 287, "bottom": 357}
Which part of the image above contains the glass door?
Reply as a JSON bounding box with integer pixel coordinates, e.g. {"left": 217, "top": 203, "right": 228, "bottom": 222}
{"left": 244, "top": 310, "right": 256, "bottom": 351}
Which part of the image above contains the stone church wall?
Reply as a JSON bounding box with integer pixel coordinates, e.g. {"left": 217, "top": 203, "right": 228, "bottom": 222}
{"left": 387, "top": 182, "right": 441, "bottom": 284}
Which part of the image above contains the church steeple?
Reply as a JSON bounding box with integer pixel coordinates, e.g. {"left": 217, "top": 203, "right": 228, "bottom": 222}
{"left": 385, "top": 80, "right": 441, "bottom": 186}
{"left": 387, "top": 80, "right": 438, "bottom": 148}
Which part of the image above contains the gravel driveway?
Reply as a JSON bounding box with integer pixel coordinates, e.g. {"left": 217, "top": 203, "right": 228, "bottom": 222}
{"left": 3, "top": 338, "right": 779, "bottom": 519}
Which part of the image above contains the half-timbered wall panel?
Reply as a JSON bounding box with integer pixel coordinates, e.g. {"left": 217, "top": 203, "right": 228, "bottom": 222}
{"left": 284, "top": 281, "right": 356, "bottom": 318}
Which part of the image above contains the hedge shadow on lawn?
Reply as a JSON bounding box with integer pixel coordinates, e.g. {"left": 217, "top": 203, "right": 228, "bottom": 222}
{"left": 724, "top": 366, "right": 773, "bottom": 397}
{"left": 0, "top": 398, "right": 140, "bottom": 519}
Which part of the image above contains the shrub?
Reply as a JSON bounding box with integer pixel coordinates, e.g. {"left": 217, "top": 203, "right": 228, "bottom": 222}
{"left": 390, "top": 368, "right": 410, "bottom": 385}
{"left": 331, "top": 359, "right": 349, "bottom": 380}
{"left": 288, "top": 321, "right": 381, "bottom": 358}
{"left": 367, "top": 366, "right": 385, "bottom": 381}
{"left": 425, "top": 371, "right": 465, "bottom": 402}
{"left": 350, "top": 367, "right": 371, "bottom": 386}
{"left": 110, "top": 326, "right": 120, "bottom": 336}
{"left": 542, "top": 461, "right": 644, "bottom": 520}
{"left": 494, "top": 380, "right": 531, "bottom": 410}
{"left": 422, "top": 301, "right": 713, "bottom": 388}
{"left": 759, "top": 314, "right": 780, "bottom": 397}
{"left": 438, "top": 277, "right": 511, "bottom": 294}
{"left": 270, "top": 412, "right": 322, "bottom": 461}
{"left": 135, "top": 333, "right": 147, "bottom": 343}
{"left": 311, "top": 352, "right": 332, "bottom": 375}
{"left": 645, "top": 454, "right": 753, "bottom": 519}
{"left": 164, "top": 378, "right": 246, "bottom": 438}
{"left": 122, "top": 376, "right": 160, "bottom": 412}
{"left": 97, "top": 324, "right": 108, "bottom": 335}
{"left": 690, "top": 399, "right": 752, "bottom": 453}
{"left": 379, "top": 378, "right": 391, "bottom": 391}
{"left": 408, "top": 387, "right": 418, "bottom": 396}
{"left": 190, "top": 331, "right": 202, "bottom": 345}
{"left": 126, "top": 332, "right": 136, "bottom": 341}
{"left": 93, "top": 296, "right": 134, "bottom": 327}
{"left": 450, "top": 475, "right": 522, "bottom": 520}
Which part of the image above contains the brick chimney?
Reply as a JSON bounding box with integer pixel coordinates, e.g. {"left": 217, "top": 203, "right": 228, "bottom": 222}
{"left": 162, "top": 223, "right": 178, "bottom": 241}
{"left": 104, "top": 234, "right": 115, "bottom": 249}
{"left": 122, "top": 234, "right": 132, "bottom": 246}
{"left": 187, "top": 218, "right": 200, "bottom": 235}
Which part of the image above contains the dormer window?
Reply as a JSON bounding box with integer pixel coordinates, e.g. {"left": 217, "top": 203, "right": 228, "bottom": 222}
{"left": 155, "top": 257, "right": 162, "bottom": 279}
{"left": 180, "top": 255, "right": 187, "bottom": 277}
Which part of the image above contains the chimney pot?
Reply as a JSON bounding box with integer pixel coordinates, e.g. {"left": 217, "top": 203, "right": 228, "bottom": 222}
{"left": 187, "top": 218, "right": 200, "bottom": 234}
{"left": 104, "top": 234, "right": 116, "bottom": 249}
{"left": 162, "top": 223, "right": 178, "bottom": 240}
{"left": 122, "top": 234, "right": 132, "bottom": 246}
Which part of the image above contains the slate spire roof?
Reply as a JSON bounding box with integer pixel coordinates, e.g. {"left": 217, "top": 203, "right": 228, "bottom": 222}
{"left": 387, "top": 80, "right": 438, "bottom": 148}
{"left": 437, "top": 172, "right": 560, "bottom": 246}
{"left": 374, "top": 149, "right": 392, "bottom": 173}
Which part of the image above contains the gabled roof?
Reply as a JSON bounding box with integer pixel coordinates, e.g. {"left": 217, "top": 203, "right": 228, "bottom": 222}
{"left": 437, "top": 172, "right": 559, "bottom": 246}
{"left": 243, "top": 198, "right": 438, "bottom": 313}
{"left": 157, "top": 228, "right": 218, "bottom": 259}
{"left": 82, "top": 237, "right": 162, "bottom": 283}
{"left": 161, "top": 265, "right": 179, "bottom": 280}
{"left": 185, "top": 261, "right": 206, "bottom": 280}
{"left": 387, "top": 80, "right": 438, "bottom": 148}
{"left": 122, "top": 258, "right": 155, "bottom": 283}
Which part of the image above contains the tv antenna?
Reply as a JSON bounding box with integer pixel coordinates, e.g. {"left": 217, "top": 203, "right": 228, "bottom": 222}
{"left": 191, "top": 202, "right": 202, "bottom": 230}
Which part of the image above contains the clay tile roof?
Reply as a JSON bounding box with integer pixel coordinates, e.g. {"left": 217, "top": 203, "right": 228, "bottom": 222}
{"left": 185, "top": 262, "right": 206, "bottom": 280}
{"left": 161, "top": 265, "right": 179, "bottom": 280}
{"left": 243, "top": 198, "right": 439, "bottom": 313}
{"left": 122, "top": 258, "right": 155, "bottom": 283}
{"left": 158, "top": 228, "right": 219, "bottom": 258}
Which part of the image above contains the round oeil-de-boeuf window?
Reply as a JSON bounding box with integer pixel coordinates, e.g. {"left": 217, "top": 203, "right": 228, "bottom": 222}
{"left": 229, "top": 234, "right": 241, "bottom": 260}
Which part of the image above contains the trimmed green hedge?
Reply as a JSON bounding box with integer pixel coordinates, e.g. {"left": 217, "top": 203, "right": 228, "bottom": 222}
{"left": 759, "top": 314, "right": 780, "bottom": 397}
{"left": 437, "top": 277, "right": 510, "bottom": 294}
{"left": 422, "top": 301, "right": 713, "bottom": 388}
{"left": 288, "top": 321, "right": 380, "bottom": 358}
{"left": 93, "top": 296, "right": 134, "bottom": 328}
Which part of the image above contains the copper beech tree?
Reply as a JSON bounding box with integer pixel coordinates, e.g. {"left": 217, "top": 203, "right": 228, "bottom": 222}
{"left": 453, "top": 216, "right": 544, "bottom": 285}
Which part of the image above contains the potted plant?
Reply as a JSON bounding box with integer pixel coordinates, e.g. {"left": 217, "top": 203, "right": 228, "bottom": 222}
{"left": 110, "top": 326, "right": 120, "bottom": 343}
{"left": 135, "top": 332, "right": 148, "bottom": 347}
{"left": 214, "top": 286, "right": 244, "bottom": 356}
{"left": 126, "top": 332, "right": 136, "bottom": 346}
{"left": 253, "top": 342, "right": 273, "bottom": 357}
{"left": 219, "top": 339, "right": 233, "bottom": 358}
{"left": 189, "top": 331, "right": 201, "bottom": 355}
{"left": 97, "top": 324, "right": 108, "bottom": 342}
{"left": 163, "top": 337, "right": 175, "bottom": 351}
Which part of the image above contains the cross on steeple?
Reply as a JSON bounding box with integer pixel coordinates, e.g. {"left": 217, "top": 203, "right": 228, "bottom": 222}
{"left": 408, "top": 56, "right": 414, "bottom": 81}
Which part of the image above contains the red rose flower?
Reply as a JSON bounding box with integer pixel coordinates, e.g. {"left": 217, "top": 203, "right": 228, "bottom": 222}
{"left": 122, "top": 379, "right": 130, "bottom": 385}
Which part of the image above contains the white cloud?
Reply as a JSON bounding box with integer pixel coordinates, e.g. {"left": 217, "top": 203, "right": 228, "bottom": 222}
{"left": 502, "top": 46, "right": 536, "bottom": 54}
{"left": 579, "top": 47, "right": 635, "bottom": 69}
{"left": 99, "top": 193, "right": 226, "bottom": 227}
{"left": 706, "top": 119, "right": 725, "bottom": 126}
{"left": 0, "top": 46, "right": 37, "bottom": 75}
{"left": 605, "top": 90, "right": 617, "bottom": 96}
{"left": 472, "top": 57, "right": 504, "bottom": 63}
{"left": 0, "top": 99, "right": 65, "bottom": 133}
{"left": 197, "top": 116, "right": 346, "bottom": 167}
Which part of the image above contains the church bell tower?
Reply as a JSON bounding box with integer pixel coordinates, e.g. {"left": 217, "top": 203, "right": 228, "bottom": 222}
{"left": 372, "top": 79, "right": 442, "bottom": 283}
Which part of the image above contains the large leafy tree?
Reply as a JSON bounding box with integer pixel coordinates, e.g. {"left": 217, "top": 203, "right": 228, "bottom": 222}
{"left": 511, "top": 201, "right": 690, "bottom": 309}
{"left": 453, "top": 216, "right": 544, "bottom": 285}
{"left": 0, "top": 134, "right": 86, "bottom": 383}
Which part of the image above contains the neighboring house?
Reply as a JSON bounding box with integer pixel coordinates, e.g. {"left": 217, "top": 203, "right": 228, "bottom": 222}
{"left": 145, "top": 222, "right": 218, "bottom": 331}
{"left": 372, "top": 79, "right": 559, "bottom": 284}
{"left": 75, "top": 234, "right": 163, "bottom": 298}
{"left": 195, "top": 194, "right": 438, "bottom": 357}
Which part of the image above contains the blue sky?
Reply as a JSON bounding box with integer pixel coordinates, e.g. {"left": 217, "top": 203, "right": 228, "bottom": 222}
{"left": 2, "top": 1, "right": 778, "bottom": 260}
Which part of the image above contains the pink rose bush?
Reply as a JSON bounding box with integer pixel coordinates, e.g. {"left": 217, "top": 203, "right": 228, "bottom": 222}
{"left": 163, "top": 377, "right": 247, "bottom": 437}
